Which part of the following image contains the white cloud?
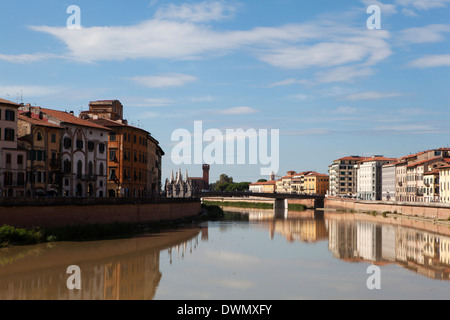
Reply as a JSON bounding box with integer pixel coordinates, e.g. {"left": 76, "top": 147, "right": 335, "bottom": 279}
{"left": 219, "top": 106, "right": 258, "bottom": 115}
{"left": 361, "top": 0, "right": 398, "bottom": 15}
{"left": 335, "top": 106, "right": 358, "bottom": 114}
{"left": 313, "top": 66, "right": 375, "bottom": 83}
{"left": 154, "top": 0, "right": 236, "bottom": 22}
{"left": 29, "top": 19, "right": 391, "bottom": 80}
{"left": 409, "top": 54, "right": 450, "bottom": 68}
{"left": 129, "top": 73, "right": 197, "bottom": 88}
{"left": 344, "top": 91, "right": 405, "bottom": 100}
{"left": 0, "top": 53, "right": 58, "bottom": 63}
{"left": 398, "top": 24, "right": 450, "bottom": 43}
{"left": 0, "top": 84, "right": 63, "bottom": 98}
{"left": 401, "top": 8, "right": 420, "bottom": 16}
{"left": 395, "top": 0, "right": 450, "bottom": 10}
{"left": 268, "top": 78, "right": 301, "bottom": 87}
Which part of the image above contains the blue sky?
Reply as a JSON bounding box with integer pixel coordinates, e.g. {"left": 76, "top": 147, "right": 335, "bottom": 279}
{"left": 1, "top": 0, "right": 450, "bottom": 183}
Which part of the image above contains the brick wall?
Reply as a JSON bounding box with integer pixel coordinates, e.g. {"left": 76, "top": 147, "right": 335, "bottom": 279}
{"left": 0, "top": 199, "right": 202, "bottom": 229}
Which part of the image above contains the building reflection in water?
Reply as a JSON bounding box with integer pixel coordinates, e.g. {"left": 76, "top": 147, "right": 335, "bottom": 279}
{"left": 229, "top": 207, "right": 450, "bottom": 281}
{"left": 0, "top": 227, "right": 206, "bottom": 300}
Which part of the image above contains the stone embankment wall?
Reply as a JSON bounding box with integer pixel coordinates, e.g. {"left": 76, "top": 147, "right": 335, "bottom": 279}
{"left": 0, "top": 198, "right": 202, "bottom": 229}
{"left": 325, "top": 197, "right": 450, "bottom": 220}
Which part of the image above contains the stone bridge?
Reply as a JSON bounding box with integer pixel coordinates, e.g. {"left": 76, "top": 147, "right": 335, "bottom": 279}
{"left": 196, "top": 191, "right": 325, "bottom": 209}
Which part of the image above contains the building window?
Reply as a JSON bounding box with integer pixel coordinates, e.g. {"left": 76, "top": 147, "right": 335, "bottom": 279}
{"left": 4, "top": 172, "right": 13, "bottom": 186}
{"left": 17, "top": 173, "right": 25, "bottom": 186}
{"left": 4, "top": 128, "right": 15, "bottom": 141}
{"left": 63, "top": 160, "right": 71, "bottom": 174}
{"left": 110, "top": 132, "right": 116, "bottom": 141}
{"left": 99, "top": 143, "right": 105, "bottom": 154}
{"left": 51, "top": 133, "right": 56, "bottom": 143}
{"left": 77, "top": 160, "right": 83, "bottom": 178}
{"left": 6, "top": 153, "right": 11, "bottom": 164}
{"left": 5, "top": 110, "right": 15, "bottom": 121}
{"left": 88, "top": 141, "right": 95, "bottom": 152}
{"left": 109, "top": 150, "right": 117, "bottom": 162}
{"left": 64, "top": 137, "right": 72, "bottom": 149}
{"left": 109, "top": 169, "right": 117, "bottom": 181}
{"left": 17, "top": 155, "right": 23, "bottom": 165}
{"left": 76, "top": 140, "right": 83, "bottom": 150}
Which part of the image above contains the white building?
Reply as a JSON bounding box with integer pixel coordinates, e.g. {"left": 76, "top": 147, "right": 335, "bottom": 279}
{"left": 356, "top": 156, "right": 396, "bottom": 201}
{"left": 41, "top": 108, "right": 110, "bottom": 197}
{"left": 381, "top": 162, "right": 397, "bottom": 201}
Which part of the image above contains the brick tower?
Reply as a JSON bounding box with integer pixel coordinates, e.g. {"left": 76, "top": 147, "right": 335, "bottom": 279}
{"left": 202, "top": 164, "right": 210, "bottom": 190}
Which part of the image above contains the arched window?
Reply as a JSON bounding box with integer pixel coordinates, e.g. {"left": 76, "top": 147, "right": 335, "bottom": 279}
{"left": 99, "top": 162, "right": 104, "bottom": 177}
{"left": 64, "top": 160, "right": 71, "bottom": 174}
{"left": 88, "top": 161, "right": 93, "bottom": 176}
{"left": 77, "top": 160, "right": 82, "bottom": 178}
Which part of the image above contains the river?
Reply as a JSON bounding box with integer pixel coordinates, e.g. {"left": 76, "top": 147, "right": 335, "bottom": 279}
{"left": 0, "top": 207, "right": 449, "bottom": 300}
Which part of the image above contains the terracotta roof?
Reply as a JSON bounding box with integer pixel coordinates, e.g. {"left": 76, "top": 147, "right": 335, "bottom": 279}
{"left": 85, "top": 117, "right": 150, "bottom": 134}
{"left": 357, "top": 156, "right": 397, "bottom": 164}
{"left": 406, "top": 156, "right": 443, "bottom": 168}
{"left": 336, "top": 156, "right": 369, "bottom": 162}
{"left": 40, "top": 108, "right": 111, "bottom": 131}
{"left": 425, "top": 169, "right": 440, "bottom": 175}
{"left": 0, "top": 98, "right": 19, "bottom": 106}
{"left": 383, "top": 160, "right": 406, "bottom": 166}
{"left": 250, "top": 180, "right": 277, "bottom": 186}
{"left": 305, "top": 172, "right": 329, "bottom": 177}
{"left": 18, "top": 114, "right": 63, "bottom": 129}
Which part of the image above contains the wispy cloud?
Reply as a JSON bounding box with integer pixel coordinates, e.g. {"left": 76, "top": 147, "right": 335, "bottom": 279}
{"left": 398, "top": 24, "right": 450, "bottom": 43}
{"left": 0, "top": 53, "right": 59, "bottom": 64}
{"left": 0, "top": 84, "right": 63, "bottom": 98}
{"left": 129, "top": 73, "right": 197, "bottom": 88}
{"left": 219, "top": 106, "right": 258, "bottom": 115}
{"left": 396, "top": 0, "right": 450, "bottom": 10}
{"left": 28, "top": 18, "right": 391, "bottom": 85}
{"left": 344, "top": 91, "right": 406, "bottom": 101}
{"left": 409, "top": 54, "right": 450, "bottom": 68}
{"left": 154, "top": 0, "right": 237, "bottom": 22}
{"left": 268, "top": 78, "right": 302, "bottom": 87}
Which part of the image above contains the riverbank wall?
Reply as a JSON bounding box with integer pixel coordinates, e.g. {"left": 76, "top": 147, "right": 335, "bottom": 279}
{"left": 325, "top": 197, "right": 450, "bottom": 221}
{"left": 0, "top": 198, "right": 202, "bottom": 229}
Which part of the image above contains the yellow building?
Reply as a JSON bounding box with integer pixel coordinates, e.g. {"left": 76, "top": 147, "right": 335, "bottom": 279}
{"left": 303, "top": 172, "right": 329, "bottom": 196}
{"left": 439, "top": 165, "right": 450, "bottom": 203}
{"left": 249, "top": 180, "right": 276, "bottom": 193}
{"left": 18, "top": 109, "right": 63, "bottom": 197}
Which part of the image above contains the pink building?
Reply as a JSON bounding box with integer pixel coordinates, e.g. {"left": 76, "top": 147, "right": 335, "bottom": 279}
{"left": 0, "top": 99, "right": 26, "bottom": 197}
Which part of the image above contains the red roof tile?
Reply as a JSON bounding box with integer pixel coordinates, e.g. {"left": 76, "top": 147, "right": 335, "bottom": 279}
{"left": 18, "top": 114, "right": 63, "bottom": 129}
{"left": 0, "top": 98, "right": 19, "bottom": 106}
{"left": 250, "top": 180, "right": 277, "bottom": 186}
{"left": 40, "top": 108, "right": 111, "bottom": 131}
{"left": 357, "top": 156, "right": 397, "bottom": 164}
{"left": 406, "top": 156, "right": 443, "bottom": 168}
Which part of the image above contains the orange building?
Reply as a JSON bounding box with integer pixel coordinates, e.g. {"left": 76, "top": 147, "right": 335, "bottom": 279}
{"left": 81, "top": 100, "right": 164, "bottom": 198}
